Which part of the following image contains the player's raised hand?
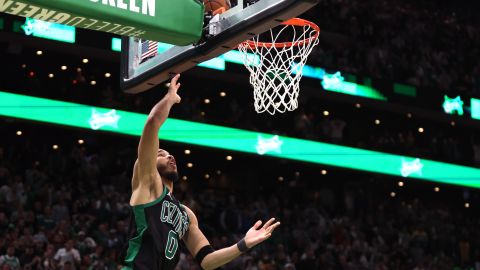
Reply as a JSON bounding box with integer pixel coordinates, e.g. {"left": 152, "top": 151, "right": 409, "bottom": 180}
{"left": 167, "top": 74, "right": 181, "bottom": 104}
{"left": 244, "top": 218, "right": 281, "bottom": 248}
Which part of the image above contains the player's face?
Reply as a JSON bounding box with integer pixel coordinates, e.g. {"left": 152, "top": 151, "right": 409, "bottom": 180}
{"left": 156, "top": 149, "right": 179, "bottom": 182}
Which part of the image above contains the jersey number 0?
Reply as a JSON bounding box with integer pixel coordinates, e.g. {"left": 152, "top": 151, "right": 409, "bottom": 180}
{"left": 165, "top": 230, "right": 178, "bottom": 260}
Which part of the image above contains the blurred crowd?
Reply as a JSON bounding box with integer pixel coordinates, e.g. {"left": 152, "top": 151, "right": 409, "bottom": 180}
{"left": 307, "top": 0, "right": 480, "bottom": 97}
{"left": 0, "top": 124, "right": 479, "bottom": 270}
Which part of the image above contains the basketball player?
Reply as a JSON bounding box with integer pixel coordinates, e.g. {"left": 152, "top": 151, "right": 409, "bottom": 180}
{"left": 122, "top": 74, "right": 281, "bottom": 270}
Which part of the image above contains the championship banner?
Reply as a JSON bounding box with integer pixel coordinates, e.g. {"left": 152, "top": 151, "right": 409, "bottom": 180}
{"left": 0, "top": 0, "right": 204, "bottom": 45}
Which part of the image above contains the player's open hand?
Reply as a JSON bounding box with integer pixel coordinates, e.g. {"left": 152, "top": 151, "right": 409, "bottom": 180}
{"left": 167, "top": 74, "right": 181, "bottom": 104}
{"left": 244, "top": 218, "right": 281, "bottom": 248}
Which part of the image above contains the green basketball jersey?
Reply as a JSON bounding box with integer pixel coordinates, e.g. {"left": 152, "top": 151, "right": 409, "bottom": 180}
{"left": 122, "top": 187, "right": 190, "bottom": 270}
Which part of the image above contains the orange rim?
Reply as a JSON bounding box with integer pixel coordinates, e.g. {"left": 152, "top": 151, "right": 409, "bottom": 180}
{"left": 241, "top": 18, "right": 320, "bottom": 49}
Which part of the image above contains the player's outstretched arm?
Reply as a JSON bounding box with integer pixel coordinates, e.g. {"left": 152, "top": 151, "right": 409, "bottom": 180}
{"left": 183, "top": 207, "right": 280, "bottom": 270}
{"left": 135, "top": 74, "right": 181, "bottom": 178}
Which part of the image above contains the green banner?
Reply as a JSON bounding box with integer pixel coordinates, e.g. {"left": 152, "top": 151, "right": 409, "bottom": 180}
{"left": 0, "top": 0, "right": 204, "bottom": 45}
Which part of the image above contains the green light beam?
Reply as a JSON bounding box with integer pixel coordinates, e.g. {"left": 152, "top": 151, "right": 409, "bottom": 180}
{"left": 0, "top": 91, "right": 479, "bottom": 188}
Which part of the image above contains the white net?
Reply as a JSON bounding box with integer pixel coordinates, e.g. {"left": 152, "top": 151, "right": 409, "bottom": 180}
{"left": 238, "top": 18, "right": 320, "bottom": 115}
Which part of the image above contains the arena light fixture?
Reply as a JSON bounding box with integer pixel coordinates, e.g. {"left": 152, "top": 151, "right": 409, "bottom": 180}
{"left": 1, "top": 91, "right": 480, "bottom": 189}
{"left": 320, "top": 71, "right": 387, "bottom": 101}
{"left": 112, "top": 38, "right": 122, "bottom": 52}
{"left": 21, "top": 18, "right": 76, "bottom": 44}
{"left": 442, "top": 95, "right": 464, "bottom": 115}
{"left": 471, "top": 98, "right": 480, "bottom": 120}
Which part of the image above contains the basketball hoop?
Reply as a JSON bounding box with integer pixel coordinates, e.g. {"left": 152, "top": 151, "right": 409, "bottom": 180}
{"left": 238, "top": 18, "right": 320, "bottom": 115}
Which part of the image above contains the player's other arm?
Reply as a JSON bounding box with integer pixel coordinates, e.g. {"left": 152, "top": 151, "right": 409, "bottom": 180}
{"left": 134, "top": 75, "right": 181, "bottom": 185}
{"left": 182, "top": 206, "right": 280, "bottom": 270}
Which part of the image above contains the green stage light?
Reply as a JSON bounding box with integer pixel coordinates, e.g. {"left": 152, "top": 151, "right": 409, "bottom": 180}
{"left": 394, "top": 83, "right": 417, "bottom": 97}
{"left": 112, "top": 38, "right": 122, "bottom": 52}
{"left": 443, "top": 95, "right": 464, "bottom": 115}
{"left": 197, "top": 57, "right": 225, "bottom": 71}
{"left": 471, "top": 98, "right": 480, "bottom": 120}
{"left": 321, "top": 72, "right": 387, "bottom": 101}
{"left": 0, "top": 90, "right": 479, "bottom": 189}
{"left": 21, "top": 18, "right": 75, "bottom": 43}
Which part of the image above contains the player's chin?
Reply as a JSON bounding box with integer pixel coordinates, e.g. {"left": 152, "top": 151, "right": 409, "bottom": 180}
{"left": 163, "top": 171, "right": 179, "bottom": 183}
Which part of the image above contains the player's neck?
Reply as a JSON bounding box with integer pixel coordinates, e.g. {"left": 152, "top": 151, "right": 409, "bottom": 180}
{"left": 164, "top": 180, "right": 173, "bottom": 193}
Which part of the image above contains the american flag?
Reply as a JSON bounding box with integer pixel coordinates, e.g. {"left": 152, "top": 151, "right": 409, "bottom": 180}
{"left": 141, "top": 40, "right": 158, "bottom": 61}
